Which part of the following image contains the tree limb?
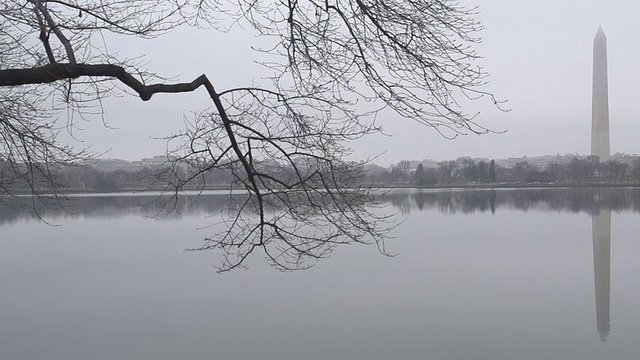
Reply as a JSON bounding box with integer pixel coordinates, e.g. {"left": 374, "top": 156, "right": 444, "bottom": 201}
{"left": 0, "top": 63, "right": 210, "bottom": 101}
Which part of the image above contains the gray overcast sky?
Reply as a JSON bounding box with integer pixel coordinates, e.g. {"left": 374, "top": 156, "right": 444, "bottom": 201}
{"left": 75, "top": 0, "right": 640, "bottom": 167}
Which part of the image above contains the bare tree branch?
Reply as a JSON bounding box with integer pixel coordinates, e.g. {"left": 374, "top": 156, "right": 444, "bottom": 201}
{"left": 0, "top": 0, "right": 501, "bottom": 270}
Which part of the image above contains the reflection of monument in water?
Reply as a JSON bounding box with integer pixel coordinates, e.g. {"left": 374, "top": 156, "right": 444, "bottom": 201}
{"left": 592, "top": 210, "right": 611, "bottom": 341}
{"left": 591, "top": 26, "right": 610, "bottom": 162}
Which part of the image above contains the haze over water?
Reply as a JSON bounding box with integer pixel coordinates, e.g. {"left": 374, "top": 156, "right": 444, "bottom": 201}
{"left": 2, "top": 188, "right": 640, "bottom": 359}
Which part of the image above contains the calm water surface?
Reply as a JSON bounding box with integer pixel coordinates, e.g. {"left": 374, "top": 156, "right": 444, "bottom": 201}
{"left": 1, "top": 188, "right": 640, "bottom": 360}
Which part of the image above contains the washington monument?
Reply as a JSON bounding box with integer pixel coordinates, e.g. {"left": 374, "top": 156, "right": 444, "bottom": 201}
{"left": 591, "top": 26, "right": 610, "bottom": 162}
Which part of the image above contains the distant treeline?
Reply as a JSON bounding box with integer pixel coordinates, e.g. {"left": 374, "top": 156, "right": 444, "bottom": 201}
{"left": 364, "top": 157, "right": 640, "bottom": 186}
{"left": 3, "top": 155, "right": 640, "bottom": 193}
{"left": 0, "top": 160, "right": 235, "bottom": 192}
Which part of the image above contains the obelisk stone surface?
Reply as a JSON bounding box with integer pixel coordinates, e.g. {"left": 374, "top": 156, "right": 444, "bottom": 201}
{"left": 591, "top": 26, "right": 610, "bottom": 162}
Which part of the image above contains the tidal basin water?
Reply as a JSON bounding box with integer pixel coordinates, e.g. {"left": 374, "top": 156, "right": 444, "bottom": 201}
{"left": 1, "top": 188, "right": 640, "bottom": 360}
